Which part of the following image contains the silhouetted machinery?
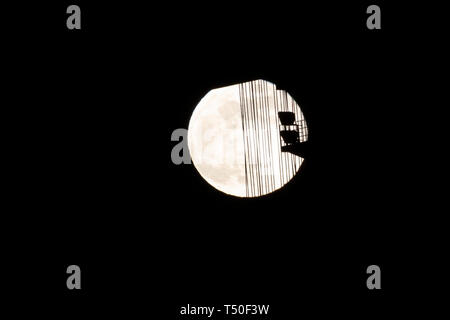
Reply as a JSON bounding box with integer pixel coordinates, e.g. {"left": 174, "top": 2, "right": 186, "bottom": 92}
{"left": 278, "top": 111, "right": 309, "bottom": 158}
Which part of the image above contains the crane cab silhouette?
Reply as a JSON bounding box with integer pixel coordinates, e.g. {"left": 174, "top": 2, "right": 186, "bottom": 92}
{"left": 278, "top": 111, "right": 309, "bottom": 158}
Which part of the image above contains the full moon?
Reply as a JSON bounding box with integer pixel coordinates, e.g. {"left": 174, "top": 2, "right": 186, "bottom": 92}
{"left": 188, "top": 79, "right": 308, "bottom": 198}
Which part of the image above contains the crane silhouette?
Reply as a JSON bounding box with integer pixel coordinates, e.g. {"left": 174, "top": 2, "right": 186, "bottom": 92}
{"left": 278, "top": 111, "right": 309, "bottom": 158}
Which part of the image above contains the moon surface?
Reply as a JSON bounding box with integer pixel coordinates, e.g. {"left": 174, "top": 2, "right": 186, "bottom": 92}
{"left": 188, "top": 80, "right": 307, "bottom": 197}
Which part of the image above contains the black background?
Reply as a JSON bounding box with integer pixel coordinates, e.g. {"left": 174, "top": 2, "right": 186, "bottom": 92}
{"left": 4, "top": 0, "right": 444, "bottom": 318}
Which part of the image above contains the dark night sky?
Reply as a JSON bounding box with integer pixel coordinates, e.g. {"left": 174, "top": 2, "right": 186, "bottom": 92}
{"left": 3, "top": 0, "right": 443, "bottom": 318}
